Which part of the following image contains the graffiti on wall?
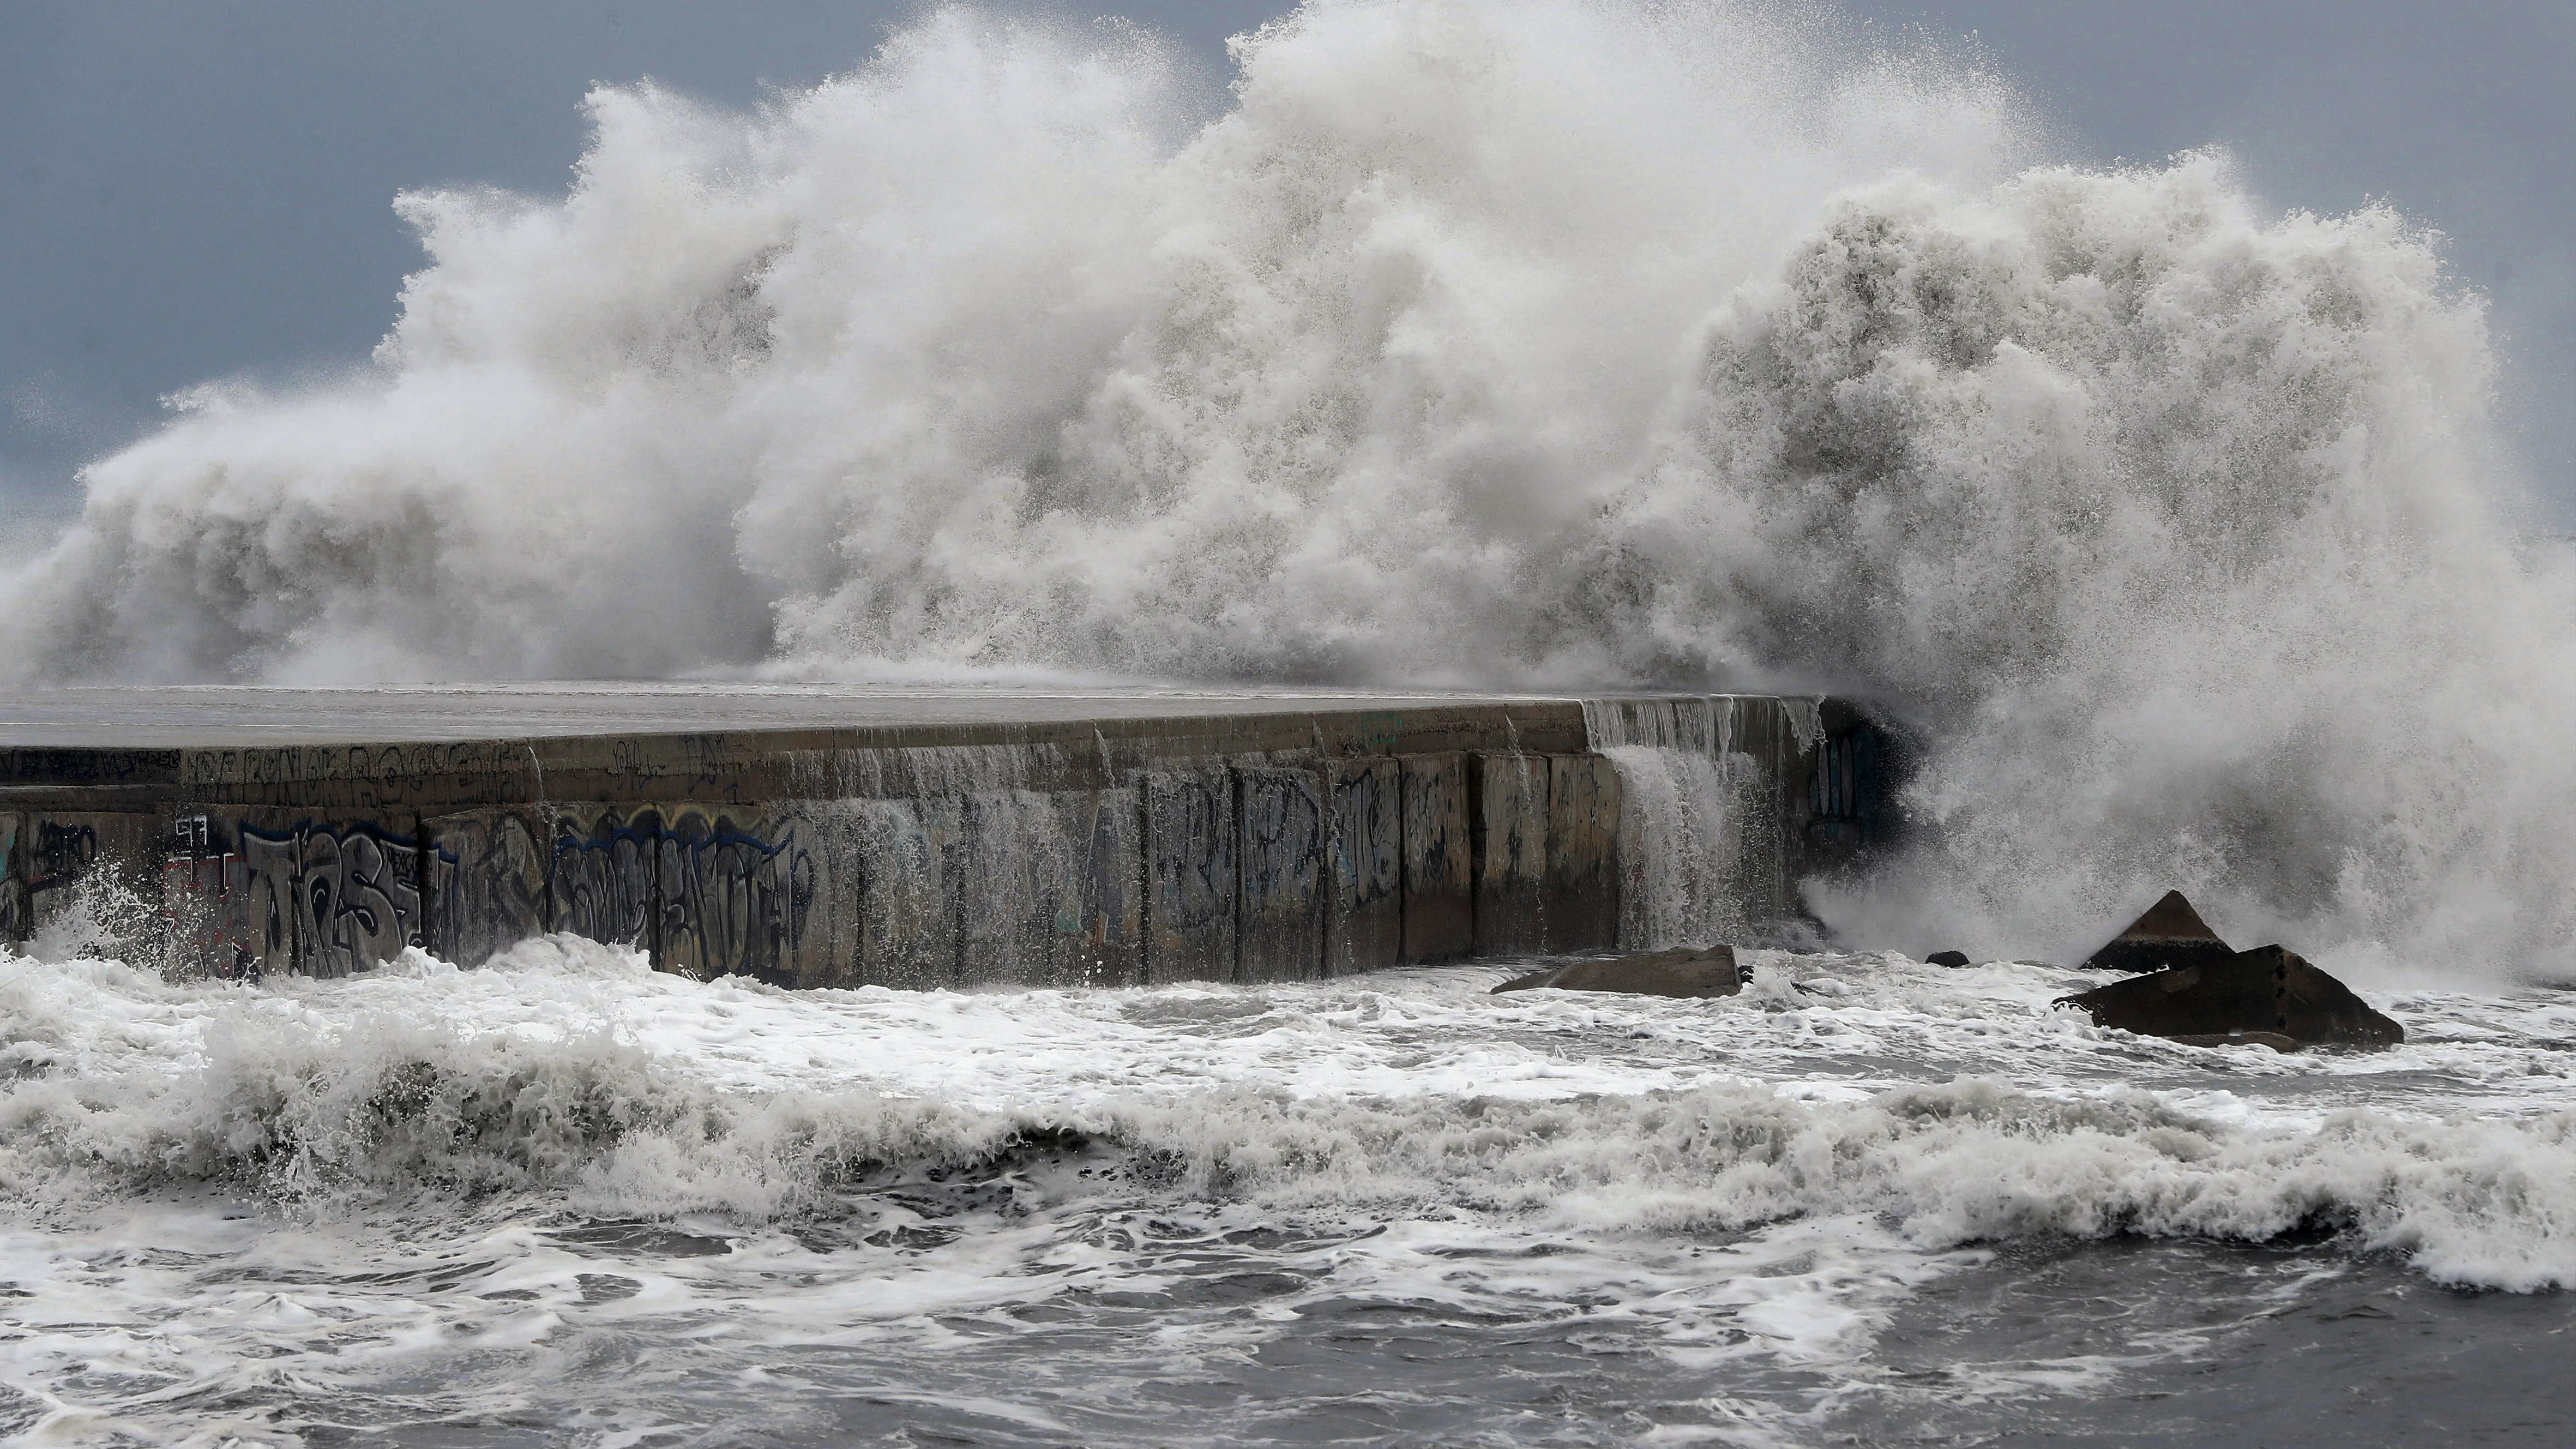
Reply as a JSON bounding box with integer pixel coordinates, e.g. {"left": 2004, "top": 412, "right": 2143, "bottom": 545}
{"left": 1807, "top": 724, "right": 1891, "bottom": 849}
{"left": 422, "top": 810, "right": 547, "bottom": 968}
{"left": 657, "top": 808, "right": 818, "bottom": 987}
{"left": 1399, "top": 753, "right": 1474, "bottom": 963}
{"left": 1238, "top": 767, "right": 1325, "bottom": 982}
{"left": 551, "top": 810, "right": 658, "bottom": 951}
{"left": 960, "top": 791, "right": 1077, "bottom": 988}
{"left": 31, "top": 819, "right": 99, "bottom": 913}
{"left": 1471, "top": 753, "right": 1550, "bottom": 957}
{"left": 17, "top": 815, "right": 169, "bottom": 954}
{"left": 947, "top": 789, "right": 1141, "bottom": 989}
{"left": 1144, "top": 769, "right": 1236, "bottom": 981}
{"left": 1072, "top": 787, "right": 1142, "bottom": 985}
{"left": 162, "top": 816, "right": 446, "bottom": 979}
{"left": 544, "top": 805, "right": 826, "bottom": 985}
{"left": 848, "top": 797, "right": 963, "bottom": 989}
{"left": 1326, "top": 760, "right": 1404, "bottom": 974}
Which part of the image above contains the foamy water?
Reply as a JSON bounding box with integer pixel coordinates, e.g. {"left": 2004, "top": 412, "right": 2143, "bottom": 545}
{"left": 4, "top": 940, "right": 2573, "bottom": 1444}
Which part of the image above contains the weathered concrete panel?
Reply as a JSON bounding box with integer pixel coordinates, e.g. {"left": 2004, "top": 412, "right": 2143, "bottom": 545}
{"left": 1400, "top": 753, "right": 1472, "bottom": 963}
{"left": 159, "top": 814, "right": 262, "bottom": 978}
{"left": 1471, "top": 753, "right": 1549, "bottom": 957}
{"left": 1544, "top": 753, "right": 1622, "bottom": 954}
{"left": 959, "top": 788, "right": 1146, "bottom": 987}
{"left": 1325, "top": 757, "right": 1403, "bottom": 975}
{"left": 0, "top": 812, "right": 25, "bottom": 945}
{"left": 423, "top": 808, "right": 549, "bottom": 969}
{"left": 962, "top": 791, "right": 1077, "bottom": 987}
{"left": 1070, "top": 786, "right": 1143, "bottom": 987}
{"left": 158, "top": 811, "right": 438, "bottom": 979}
{"left": 23, "top": 813, "right": 164, "bottom": 937}
{"left": 848, "top": 796, "right": 965, "bottom": 989}
{"left": 550, "top": 807, "right": 658, "bottom": 954}
{"left": 657, "top": 805, "right": 833, "bottom": 987}
{"left": 1144, "top": 767, "right": 1236, "bottom": 982}
{"left": 1238, "top": 765, "right": 1325, "bottom": 983}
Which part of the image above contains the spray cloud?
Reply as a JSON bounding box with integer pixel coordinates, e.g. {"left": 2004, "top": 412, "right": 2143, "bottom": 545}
{"left": 4, "top": 0, "right": 2563, "bottom": 974}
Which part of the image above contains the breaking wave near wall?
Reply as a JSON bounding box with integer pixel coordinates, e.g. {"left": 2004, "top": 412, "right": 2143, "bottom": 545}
{"left": 6, "top": 0, "right": 2572, "bottom": 975}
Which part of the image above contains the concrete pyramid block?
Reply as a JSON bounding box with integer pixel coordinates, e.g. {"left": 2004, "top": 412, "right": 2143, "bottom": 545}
{"left": 2079, "top": 889, "right": 2237, "bottom": 973}
{"left": 2057, "top": 944, "right": 2404, "bottom": 1048}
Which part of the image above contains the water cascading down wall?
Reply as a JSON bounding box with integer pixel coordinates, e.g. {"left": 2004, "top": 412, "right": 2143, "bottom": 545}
{"left": 0, "top": 692, "right": 1892, "bottom": 983}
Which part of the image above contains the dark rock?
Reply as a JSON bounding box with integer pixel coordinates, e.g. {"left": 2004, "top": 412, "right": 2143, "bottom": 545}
{"left": 2079, "top": 889, "right": 2237, "bottom": 973}
{"left": 2057, "top": 945, "right": 2404, "bottom": 1049}
{"left": 1925, "top": 950, "right": 1971, "bottom": 968}
{"left": 1492, "top": 946, "right": 1742, "bottom": 999}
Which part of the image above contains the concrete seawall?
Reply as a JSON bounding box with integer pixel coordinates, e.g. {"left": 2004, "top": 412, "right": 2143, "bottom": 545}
{"left": 0, "top": 686, "right": 1894, "bottom": 985}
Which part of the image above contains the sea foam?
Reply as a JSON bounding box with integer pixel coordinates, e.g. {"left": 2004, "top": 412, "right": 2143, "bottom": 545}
{"left": 8, "top": 942, "right": 2574, "bottom": 1292}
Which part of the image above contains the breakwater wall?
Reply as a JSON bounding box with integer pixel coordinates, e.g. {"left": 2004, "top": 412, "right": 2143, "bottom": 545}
{"left": 0, "top": 689, "right": 1892, "bottom": 985}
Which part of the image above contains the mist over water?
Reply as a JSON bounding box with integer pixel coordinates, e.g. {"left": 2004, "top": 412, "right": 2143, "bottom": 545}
{"left": 5, "top": 0, "right": 2570, "bottom": 975}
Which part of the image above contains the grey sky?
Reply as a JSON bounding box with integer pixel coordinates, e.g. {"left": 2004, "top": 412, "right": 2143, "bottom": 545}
{"left": 4, "top": 1, "right": 2569, "bottom": 525}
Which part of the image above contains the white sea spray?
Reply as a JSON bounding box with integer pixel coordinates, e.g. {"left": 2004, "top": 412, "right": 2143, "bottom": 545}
{"left": 2, "top": 2, "right": 2560, "bottom": 972}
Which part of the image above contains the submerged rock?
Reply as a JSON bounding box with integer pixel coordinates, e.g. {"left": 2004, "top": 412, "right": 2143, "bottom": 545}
{"left": 2079, "top": 889, "right": 2237, "bottom": 972}
{"left": 1492, "top": 947, "right": 1742, "bottom": 999}
{"left": 2057, "top": 945, "right": 2404, "bottom": 1049}
{"left": 1925, "top": 951, "right": 1971, "bottom": 968}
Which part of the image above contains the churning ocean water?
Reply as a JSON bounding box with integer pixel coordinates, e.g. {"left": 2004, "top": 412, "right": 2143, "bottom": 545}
{"left": 3, "top": 939, "right": 2573, "bottom": 1446}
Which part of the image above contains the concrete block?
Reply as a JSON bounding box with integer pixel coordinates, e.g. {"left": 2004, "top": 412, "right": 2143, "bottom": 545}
{"left": 1400, "top": 753, "right": 1472, "bottom": 963}
{"left": 1237, "top": 765, "right": 1325, "bottom": 982}
{"left": 1070, "top": 786, "right": 1143, "bottom": 986}
{"left": 550, "top": 807, "right": 658, "bottom": 954}
{"left": 2058, "top": 945, "right": 2404, "bottom": 1049}
{"left": 657, "top": 805, "right": 834, "bottom": 987}
{"left": 962, "top": 791, "right": 1076, "bottom": 986}
{"left": 23, "top": 813, "right": 165, "bottom": 937}
{"left": 0, "top": 812, "right": 24, "bottom": 946}
{"left": 158, "top": 814, "right": 263, "bottom": 978}
{"left": 1471, "top": 753, "right": 1549, "bottom": 957}
{"left": 1544, "top": 753, "right": 1622, "bottom": 953}
{"left": 1144, "top": 767, "right": 1236, "bottom": 982}
{"left": 957, "top": 787, "right": 1143, "bottom": 988}
{"left": 1494, "top": 945, "right": 1740, "bottom": 999}
{"left": 423, "top": 808, "right": 549, "bottom": 969}
{"left": 1325, "top": 758, "right": 1403, "bottom": 975}
{"left": 35, "top": 812, "right": 185, "bottom": 967}
{"left": 848, "top": 796, "right": 965, "bottom": 989}
{"left": 267, "top": 816, "right": 435, "bottom": 978}
{"left": 161, "top": 811, "right": 437, "bottom": 979}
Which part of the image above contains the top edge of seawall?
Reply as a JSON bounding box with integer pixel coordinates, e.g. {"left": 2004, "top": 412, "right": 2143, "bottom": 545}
{"left": 0, "top": 683, "right": 1786, "bottom": 749}
{"left": 0, "top": 686, "right": 1848, "bottom": 810}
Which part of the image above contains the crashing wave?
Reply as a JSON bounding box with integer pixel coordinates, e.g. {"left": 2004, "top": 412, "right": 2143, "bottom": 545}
{"left": 2, "top": 0, "right": 2565, "bottom": 970}
{"left": 7, "top": 944, "right": 2574, "bottom": 1291}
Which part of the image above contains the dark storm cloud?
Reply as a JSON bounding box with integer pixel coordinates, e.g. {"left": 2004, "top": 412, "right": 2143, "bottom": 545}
{"left": 4, "top": 0, "right": 2569, "bottom": 520}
